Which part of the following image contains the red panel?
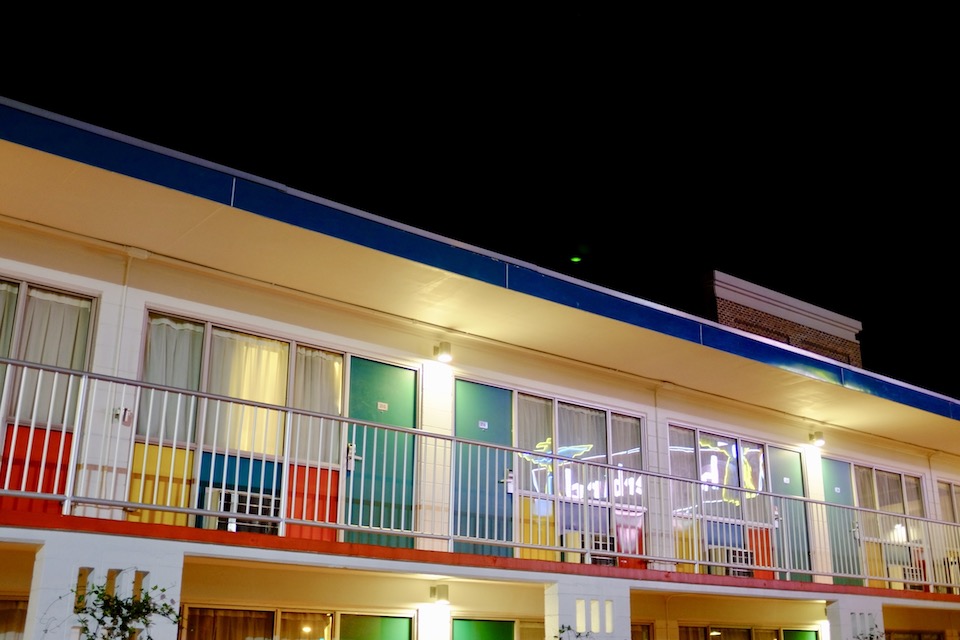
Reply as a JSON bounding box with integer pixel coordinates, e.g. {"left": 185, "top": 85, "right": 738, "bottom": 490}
{"left": 0, "top": 424, "right": 72, "bottom": 514}
{"left": 616, "top": 522, "right": 648, "bottom": 569}
{"left": 285, "top": 465, "right": 340, "bottom": 541}
{"left": 747, "top": 526, "right": 775, "bottom": 579}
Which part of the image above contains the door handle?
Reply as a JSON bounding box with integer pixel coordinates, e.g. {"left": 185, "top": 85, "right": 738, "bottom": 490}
{"left": 346, "top": 442, "right": 363, "bottom": 471}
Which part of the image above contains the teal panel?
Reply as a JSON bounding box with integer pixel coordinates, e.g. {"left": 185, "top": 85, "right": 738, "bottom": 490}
{"left": 340, "top": 614, "right": 412, "bottom": 640}
{"left": 454, "top": 379, "right": 513, "bottom": 556}
{"left": 346, "top": 357, "right": 417, "bottom": 547}
{"left": 769, "top": 446, "right": 811, "bottom": 581}
{"left": 453, "top": 619, "right": 515, "bottom": 640}
{"left": 822, "top": 456, "right": 862, "bottom": 585}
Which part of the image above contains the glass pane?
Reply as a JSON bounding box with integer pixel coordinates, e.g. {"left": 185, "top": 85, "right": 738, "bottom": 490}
{"left": 669, "top": 425, "right": 699, "bottom": 529}
{"left": 556, "top": 403, "right": 607, "bottom": 534}
{"left": 0, "top": 279, "right": 18, "bottom": 358}
{"left": 16, "top": 287, "right": 91, "bottom": 424}
{"left": 903, "top": 475, "right": 924, "bottom": 517}
{"left": 290, "top": 346, "right": 343, "bottom": 464}
{"left": 855, "top": 465, "right": 880, "bottom": 538}
{"left": 669, "top": 425, "right": 697, "bottom": 480}
{"left": 516, "top": 394, "right": 553, "bottom": 494}
{"left": 699, "top": 432, "right": 739, "bottom": 488}
{"left": 0, "top": 600, "right": 27, "bottom": 639}
{"left": 611, "top": 413, "right": 642, "bottom": 470}
{"left": 139, "top": 313, "right": 204, "bottom": 440}
{"left": 279, "top": 611, "right": 332, "bottom": 640}
{"left": 740, "top": 439, "right": 765, "bottom": 492}
{"left": 954, "top": 485, "right": 960, "bottom": 524}
{"left": 876, "top": 469, "right": 905, "bottom": 514}
{"left": 185, "top": 608, "right": 274, "bottom": 640}
{"left": 205, "top": 327, "right": 289, "bottom": 453}
{"left": 938, "top": 481, "right": 956, "bottom": 522}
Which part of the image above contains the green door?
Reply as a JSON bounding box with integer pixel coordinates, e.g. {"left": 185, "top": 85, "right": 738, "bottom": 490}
{"left": 453, "top": 619, "right": 515, "bottom": 640}
{"left": 454, "top": 379, "right": 514, "bottom": 556}
{"left": 769, "top": 446, "right": 811, "bottom": 581}
{"left": 340, "top": 614, "right": 412, "bottom": 640}
{"left": 345, "top": 357, "right": 417, "bottom": 547}
{"left": 821, "top": 456, "right": 863, "bottom": 585}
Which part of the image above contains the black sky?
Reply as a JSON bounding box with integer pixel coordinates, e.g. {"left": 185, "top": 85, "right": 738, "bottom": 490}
{"left": 1, "top": 15, "right": 954, "bottom": 397}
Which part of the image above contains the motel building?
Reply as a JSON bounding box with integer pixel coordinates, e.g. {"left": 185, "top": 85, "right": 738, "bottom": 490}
{"left": 1, "top": 96, "right": 960, "bottom": 639}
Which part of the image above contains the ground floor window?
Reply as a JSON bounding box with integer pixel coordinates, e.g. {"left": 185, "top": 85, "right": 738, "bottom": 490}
{"left": 184, "top": 607, "right": 334, "bottom": 640}
{"left": 0, "top": 600, "right": 26, "bottom": 640}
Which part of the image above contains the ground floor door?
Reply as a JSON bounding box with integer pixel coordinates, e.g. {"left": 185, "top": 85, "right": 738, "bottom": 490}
{"left": 453, "top": 618, "right": 515, "bottom": 639}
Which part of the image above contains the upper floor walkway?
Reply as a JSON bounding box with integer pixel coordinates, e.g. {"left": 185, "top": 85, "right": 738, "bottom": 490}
{"left": 3, "top": 357, "right": 960, "bottom": 599}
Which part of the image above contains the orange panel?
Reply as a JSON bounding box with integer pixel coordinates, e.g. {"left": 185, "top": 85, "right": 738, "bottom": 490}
{"left": 285, "top": 464, "right": 340, "bottom": 541}
{"left": 747, "top": 526, "right": 775, "bottom": 579}
{"left": 0, "top": 424, "right": 72, "bottom": 514}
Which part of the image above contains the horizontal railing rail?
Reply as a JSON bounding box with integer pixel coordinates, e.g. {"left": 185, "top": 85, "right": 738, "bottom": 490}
{"left": 2, "top": 357, "right": 959, "bottom": 593}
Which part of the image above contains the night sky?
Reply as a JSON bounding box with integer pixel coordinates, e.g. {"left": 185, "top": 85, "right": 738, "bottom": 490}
{"left": 1, "top": 18, "right": 952, "bottom": 398}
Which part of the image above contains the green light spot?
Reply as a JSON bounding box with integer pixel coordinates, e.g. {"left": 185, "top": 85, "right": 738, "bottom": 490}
{"left": 570, "top": 256, "right": 582, "bottom": 263}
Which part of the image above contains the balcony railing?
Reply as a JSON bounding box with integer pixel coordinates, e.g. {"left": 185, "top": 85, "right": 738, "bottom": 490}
{"left": 2, "top": 357, "right": 960, "bottom": 593}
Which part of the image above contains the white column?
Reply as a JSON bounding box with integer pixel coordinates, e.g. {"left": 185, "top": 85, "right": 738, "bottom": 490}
{"left": 22, "top": 531, "right": 184, "bottom": 640}
{"left": 826, "top": 595, "right": 885, "bottom": 640}
{"left": 546, "top": 577, "right": 631, "bottom": 639}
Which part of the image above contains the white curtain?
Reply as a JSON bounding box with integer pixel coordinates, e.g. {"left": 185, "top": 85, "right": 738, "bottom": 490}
{"left": 0, "top": 280, "right": 17, "bottom": 357}
{"left": 516, "top": 394, "right": 552, "bottom": 494}
{"left": 610, "top": 412, "right": 642, "bottom": 470}
{"left": 557, "top": 402, "right": 605, "bottom": 463}
{"left": 0, "top": 281, "right": 18, "bottom": 412}
{"left": 289, "top": 346, "right": 342, "bottom": 464}
{"left": 204, "top": 328, "right": 288, "bottom": 454}
{"left": 16, "top": 288, "right": 90, "bottom": 424}
{"left": 0, "top": 600, "right": 26, "bottom": 640}
{"left": 139, "top": 314, "right": 204, "bottom": 441}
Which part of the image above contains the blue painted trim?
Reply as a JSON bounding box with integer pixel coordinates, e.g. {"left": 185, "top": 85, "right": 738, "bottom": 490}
{"left": 3, "top": 101, "right": 959, "bottom": 422}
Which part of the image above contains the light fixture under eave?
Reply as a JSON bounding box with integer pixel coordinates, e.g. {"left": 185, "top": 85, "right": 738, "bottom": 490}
{"left": 809, "top": 431, "right": 825, "bottom": 447}
{"left": 433, "top": 341, "right": 452, "bottom": 363}
{"left": 430, "top": 584, "right": 450, "bottom": 604}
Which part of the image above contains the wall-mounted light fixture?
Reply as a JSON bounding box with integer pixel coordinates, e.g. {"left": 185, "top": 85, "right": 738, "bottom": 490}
{"left": 433, "top": 341, "right": 452, "bottom": 363}
{"left": 809, "top": 431, "right": 825, "bottom": 447}
{"left": 430, "top": 584, "right": 450, "bottom": 604}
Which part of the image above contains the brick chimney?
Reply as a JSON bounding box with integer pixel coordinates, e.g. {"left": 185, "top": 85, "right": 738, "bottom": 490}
{"left": 713, "top": 271, "right": 862, "bottom": 367}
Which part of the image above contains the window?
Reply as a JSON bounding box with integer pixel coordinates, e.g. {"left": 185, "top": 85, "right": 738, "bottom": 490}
{"left": 0, "top": 278, "right": 94, "bottom": 424}
{"left": 140, "top": 312, "right": 343, "bottom": 459}
{"left": 0, "top": 599, "right": 27, "bottom": 639}
{"left": 938, "top": 480, "right": 960, "bottom": 523}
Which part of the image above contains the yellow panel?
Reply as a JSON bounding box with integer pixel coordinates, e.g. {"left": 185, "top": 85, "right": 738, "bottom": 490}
{"left": 517, "top": 496, "right": 560, "bottom": 561}
{"left": 864, "top": 541, "right": 885, "bottom": 588}
{"left": 127, "top": 443, "right": 194, "bottom": 526}
{"left": 673, "top": 517, "right": 701, "bottom": 573}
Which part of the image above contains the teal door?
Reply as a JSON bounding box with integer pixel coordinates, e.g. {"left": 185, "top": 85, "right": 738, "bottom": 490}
{"left": 454, "top": 379, "right": 513, "bottom": 556}
{"left": 340, "top": 614, "right": 412, "bottom": 640}
{"left": 769, "top": 446, "right": 811, "bottom": 581}
{"left": 453, "top": 619, "right": 515, "bottom": 640}
{"left": 821, "top": 456, "right": 863, "bottom": 585}
{"left": 345, "top": 357, "right": 417, "bottom": 547}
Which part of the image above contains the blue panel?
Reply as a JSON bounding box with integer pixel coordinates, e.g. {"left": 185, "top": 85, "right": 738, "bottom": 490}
{"left": 233, "top": 179, "right": 509, "bottom": 287}
{"left": 0, "top": 104, "right": 234, "bottom": 205}
{"left": 198, "top": 451, "right": 278, "bottom": 492}
{"left": 841, "top": 369, "right": 954, "bottom": 417}
{"left": 702, "top": 325, "right": 845, "bottom": 384}
{"left": 507, "top": 264, "right": 704, "bottom": 342}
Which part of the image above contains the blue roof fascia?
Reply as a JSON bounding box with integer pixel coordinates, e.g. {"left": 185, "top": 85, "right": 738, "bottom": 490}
{"left": 0, "top": 104, "right": 234, "bottom": 206}
{"left": 3, "top": 101, "right": 958, "bottom": 421}
{"left": 507, "top": 265, "right": 704, "bottom": 343}
{"left": 234, "top": 180, "right": 510, "bottom": 287}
